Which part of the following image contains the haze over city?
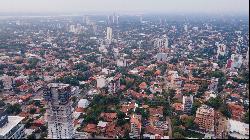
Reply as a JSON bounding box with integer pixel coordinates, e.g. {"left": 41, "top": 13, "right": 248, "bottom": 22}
{"left": 0, "top": 0, "right": 249, "bottom": 15}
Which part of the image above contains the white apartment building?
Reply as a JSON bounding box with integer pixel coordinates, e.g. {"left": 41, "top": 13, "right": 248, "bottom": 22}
{"left": 106, "top": 27, "right": 112, "bottom": 43}
{"left": 0, "top": 74, "right": 14, "bottom": 90}
{"left": 183, "top": 95, "right": 193, "bottom": 114}
{"left": 0, "top": 108, "right": 25, "bottom": 139}
{"left": 96, "top": 75, "right": 107, "bottom": 88}
{"left": 228, "top": 119, "right": 249, "bottom": 139}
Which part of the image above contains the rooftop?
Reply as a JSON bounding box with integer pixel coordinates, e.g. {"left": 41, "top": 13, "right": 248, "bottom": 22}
{"left": 0, "top": 116, "right": 25, "bottom": 136}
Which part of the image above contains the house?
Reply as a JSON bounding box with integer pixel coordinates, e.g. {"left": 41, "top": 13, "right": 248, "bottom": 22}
{"left": 139, "top": 82, "right": 147, "bottom": 90}
{"left": 149, "top": 106, "right": 164, "bottom": 117}
{"left": 100, "top": 113, "right": 117, "bottom": 122}
{"left": 83, "top": 124, "right": 97, "bottom": 133}
{"left": 228, "top": 103, "right": 245, "bottom": 121}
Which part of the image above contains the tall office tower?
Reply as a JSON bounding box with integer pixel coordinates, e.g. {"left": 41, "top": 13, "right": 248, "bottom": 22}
{"left": 164, "top": 35, "right": 169, "bottom": 49}
{"left": 183, "top": 95, "right": 193, "bottom": 114}
{"left": 107, "top": 15, "right": 112, "bottom": 25}
{"left": 69, "top": 25, "right": 76, "bottom": 33}
{"left": 112, "top": 13, "right": 116, "bottom": 24}
{"left": 44, "top": 83, "right": 74, "bottom": 139}
{"left": 140, "top": 16, "right": 143, "bottom": 23}
{"left": 184, "top": 25, "right": 188, "bottom": 32}
{"left": 116, "top": 15, "right": 119, "bottom": 24}
{"left": 106, "top": 27, "right": 112, "bottom": 43}
{"left": 216, "top": 44, "right": 226, "bottom": 58}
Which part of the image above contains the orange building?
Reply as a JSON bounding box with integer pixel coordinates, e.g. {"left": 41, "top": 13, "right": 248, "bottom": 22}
{"left": 194, "top": 105, "right": 215, "bottom": 132}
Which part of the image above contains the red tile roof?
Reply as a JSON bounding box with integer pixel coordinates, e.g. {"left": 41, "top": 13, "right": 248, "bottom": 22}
{"left": 172, "top": 103, "right": 183, "bottom": 111}
{"left": 83, "top": 124, "right": 97, "bottom": 133}
{"left": 100, "top": 113, "right": 117, "bottom": 122}
{"left": 139, "top": 82, "right": 147, "bottom": 89}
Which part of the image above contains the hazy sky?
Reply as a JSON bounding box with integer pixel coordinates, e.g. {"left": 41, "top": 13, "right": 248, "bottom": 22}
{"left": 0, "top": 0, "right": 249, "bottom": 14}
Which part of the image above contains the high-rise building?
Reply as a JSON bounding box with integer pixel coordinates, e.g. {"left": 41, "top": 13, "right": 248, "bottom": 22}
{"left": 112, "top": 13, "right": 116, "bottom": 24}
{"left": 140, "top": 16, "right": 143, "bottom": 23}
{"left": 164, "top": 35, "right": 169, "bottom": 49}
{"left": 217, "top": 44, "right": 226, "bottom": 58}
{"left": 154, "top": 35, "right": 168, "bottom": 53}
{"left": 96, "top": 75, "right": 107, "bottom": 88}
{"left": 182, "top": 95, "right": 193, "bottom": 114}
{"left": 156, "top": 53, "right": 167, "bottom": 62}
{"left": 194, "top": 105, "right": 215, "bottom": 132}
{"left": 106, "top": 27, "right": 112, "bottom": 44}
{"left": 184, "top": 25, "right": 188, "bottom": 32}
{"left": 0, "top": 108, "right": 25, "bottom": 139}
{"left": 116, "top": 15, "right": 119, "bottom": 24}
{"left": 231, "top": 54, "right": 243, "bottom": 69}
{"left": 69, "top": 25, "right": 76, "bottom": 33}
{"left": 117, "top": 57, "right": 127, "bottom": 67}
{"left": 44, "top": 83, "right": 74, "bottom": 139}
{"left": 129, "top": 114, "right": 142, "bottom": 139}
{"left": 154, "top": 38, "right": 165, "bottom": 48}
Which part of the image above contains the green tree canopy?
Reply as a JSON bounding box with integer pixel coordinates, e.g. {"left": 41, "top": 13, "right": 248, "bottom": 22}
{"left": 206, "top": 96, "right": 223, "bottom": 110}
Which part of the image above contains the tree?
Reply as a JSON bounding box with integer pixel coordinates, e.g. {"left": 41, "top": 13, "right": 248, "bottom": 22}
{"left": 34, "top": 100, "right": 41, "bottom": 107}
{"left": 27, "top": 133, "right": 36, "bottom": 139}
{"left": 181, "top": 116, "right": 195, "bottom": 129}
{"left": 71, "top": 96, "right": 77, "bottom": 103}
{"left": 173, "top": 126, "right": 187, "bottom": 138}
{"left": 191, "top": 100, "right": 201, "bottom": 115}
{"left": 117, "top": 111, "right": 126, "bottom": 119}
{"left": 84, "top": 115, "right": 98, "bottom": 124}
{"left": 135, "top": 108, "right": 149, "bottom": 119}
{"left": 40, "top": 108, "right": 46, "bottom": 114}
{"left": 173, "top": 132, "right": 185, "bottom": 139}
{"left": 40, "top": 132, "right": 47, "bottom": 139}
{"left": 206, "top": 96, "right": 223, "bottom": 110}
{"left": 197, "top": 81, "right": 208, "bottom": 97}
{"left": 172, "top": 117, "right": 181, "bottom": 126}
{"left": 73, "top": 63, "right": 89, "bottom": 72}
{"left": 29, "top": 74, "right": 39, "bottom": 82}
{"left": 27, "top": 58, "right": 39, "bottom": 69}
{"left": 25, "top": 118, "right": 34, "bottom": 128}
{"left": 244, "top": 111, "right": 249, "bottom": 124}
{"left": 218, "top": 77, "right": 227, "bottom": 93}
{"left": 0, "top": 80, "right": 4, "bottom": 90}
{"left": 56, "top": 76, "right": 79, "bottom": 86}
{"left": 6, "top": 103, "right": 22, "bottom": 115}
{"left": 219, "top": 103, "right": 231, "bottom": 118}
{"left": 210, "top": 70, "right": 224, "bottom": 78}
{"left": 0, "top": 100, "right": 5, "bottom": 107}
{"left": 30, "top": 108, "right": 36, "bottom": 114}
{"left": 39, "top": 125, "right": 47, "bottom": 132}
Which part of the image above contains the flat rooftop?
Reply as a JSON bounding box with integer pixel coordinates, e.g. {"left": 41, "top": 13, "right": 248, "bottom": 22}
{"left": 0, "top": 116, "right": 24, "bottom": 136}
{"left": 47, "top": 83, "right": 70, "bottom": 89}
